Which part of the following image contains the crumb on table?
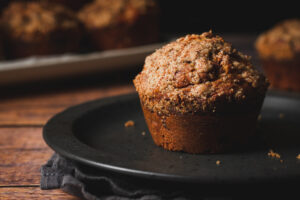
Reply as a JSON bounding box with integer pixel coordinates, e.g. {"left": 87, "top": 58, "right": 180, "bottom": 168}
{"left": 141, "top": 131, "right": 146, "bottom": 136}
{"left": 124, "top": 120, "right": 135, "bottom": 127}
{"left": 278, "top": 113, "right": 285, "bottom": 119}
{"left": 280, "top": 159, "right": 284, "bottom": 163}
{"left": 267, "top": 149, "right": 281, "bottom": 159}
{"left": 257, "top": 114, "right": 262, "bottom": 121}
{"left": 216, "top": 160, "right": 221, "bottom": 165}
{"left": 297, "top": 154, "right": 300, "bottom": 160}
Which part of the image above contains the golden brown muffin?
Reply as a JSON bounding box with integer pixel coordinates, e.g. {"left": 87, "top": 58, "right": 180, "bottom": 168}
{"left": 255, "top": 19, "right": 300, "bottom": 91}
{"left": 1, "top": 1, "right": 82, "bottom": 59}
{"left": 78, "top": 0, "right": 159, "bottom": 50}
{"left": 134, "top": 31, "right": 269, "bottom": 154}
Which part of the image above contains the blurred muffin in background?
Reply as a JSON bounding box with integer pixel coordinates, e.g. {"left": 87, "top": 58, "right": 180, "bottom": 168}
{"left": 255, "top": 19, "right": 300, "bottom": 91}
{"left": 78, "top": 0, "right": 159, "bottom": 51}
{"left": 1, "top": 1, "right": 82, "bottom": 59}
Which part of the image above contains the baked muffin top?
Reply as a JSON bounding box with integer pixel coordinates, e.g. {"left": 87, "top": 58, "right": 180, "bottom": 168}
{"left": 1, "top": 2, "right": 80, "bottom": 41}
{"left": 255, "top": 19, "right": 300, "bottom": 60}
{"left": 78, "top": 0, "right": 157, "bottom": 29}
{"left": 134, "top": 31, "right": 268, "bottom": 115}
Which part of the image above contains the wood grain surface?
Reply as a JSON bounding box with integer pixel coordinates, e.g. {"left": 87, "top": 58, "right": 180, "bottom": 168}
{"left": 0, "top": 73, "right": 135, "bottom": 199}
{"left": 0, "top": 187, "right": 79, "bottom": 200}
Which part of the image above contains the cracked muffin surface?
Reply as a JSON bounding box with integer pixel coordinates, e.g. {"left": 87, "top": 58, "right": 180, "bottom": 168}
{"left": 134, "top": 31, "right": 268, "bottom": 115}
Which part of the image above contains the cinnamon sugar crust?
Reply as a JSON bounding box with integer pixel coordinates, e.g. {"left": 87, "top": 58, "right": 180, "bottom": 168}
{"left": 134, "top": 31, "right": 268, "bottom": 115}
{"left": 255, "top": 19, "right": 300, "bottom": 60}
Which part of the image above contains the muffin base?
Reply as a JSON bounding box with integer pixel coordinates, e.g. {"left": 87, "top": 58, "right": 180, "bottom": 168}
{"left": 142, "top": 105, "right": 260, "bottom": 154}
{"left": 261, "top": 59, "right": 300, "bottom": 91}
{"left": 5, "top": 30, "right": 81, "bottom": 59}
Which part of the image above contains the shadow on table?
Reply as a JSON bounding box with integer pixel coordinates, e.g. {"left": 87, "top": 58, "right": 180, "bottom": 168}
{"left": 0, "top": 66, "right": 140, "bottom": 100}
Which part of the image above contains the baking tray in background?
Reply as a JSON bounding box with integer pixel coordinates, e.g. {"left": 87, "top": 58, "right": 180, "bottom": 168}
{"left": 0, "top": 34, "right": 257, "bottom": 86}
{"left": 0, "top": 43, "right": 163, "bottom": 86}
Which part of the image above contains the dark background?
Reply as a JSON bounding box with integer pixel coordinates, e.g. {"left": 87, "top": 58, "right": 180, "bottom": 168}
{"left": 158, "top": 1, "right": 300, "bottom": 34}
{"left": 1, "top": 1, "right": 299, "bottom": 34}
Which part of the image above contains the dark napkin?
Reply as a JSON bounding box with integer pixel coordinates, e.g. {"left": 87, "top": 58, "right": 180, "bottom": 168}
{"left": 40, "top": 154, "right": 195, "bottom": 200}
{"left": 40, "top": 153, "right": 299, "bottom": 200}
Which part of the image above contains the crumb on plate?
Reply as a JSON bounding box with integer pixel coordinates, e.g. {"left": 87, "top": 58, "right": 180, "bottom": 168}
{"left": 257, "top": 114, "right": 262, "bottom": 121}
{"left": 124, "top": 120, "right": 135, "bottom": 127}
{"left": 267, "top": 149, "right": 281, "bottom": 159}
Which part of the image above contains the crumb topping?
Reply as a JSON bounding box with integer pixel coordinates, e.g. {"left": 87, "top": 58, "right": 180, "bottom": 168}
{"left": 278, "top": 113, "right": 285, "bottom": 119}
{"left": 134, "top": 31, "right": 268, "bottom": 114}
{"left": 1, "top": 2, "right": 80, "bottom": 41}
{"left": 124, "top": 120, "right": 135, "bottom": 127}
{"left": 255, "top": 19, "right": 300, "bottom": 60}
{"left": 78, "top": 0, "right": 157, "bottom": 28}
{"left": 267, "top": 149, "right": 281, "bottom": 159}
{"left": 257, "top": 114, "right": 262, "bottom": 121}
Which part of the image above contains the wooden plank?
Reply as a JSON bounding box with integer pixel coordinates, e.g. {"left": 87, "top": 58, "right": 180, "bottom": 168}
{"left": 0, "top": 149, "right": 53, "bottom": 186}
{"left": 0, "top": 85, "right": 134, "bottom": 107}
{"left": 0, "top": 106, "right": 63, "bottom": 126}
{"left": 0, "top": 187, "right": 79, "bottom": 200}
{"left": 0, "top": 85, "right": 134, "bottom": 125}
{"left": 0, "top": 128, "right": 53, "bottom": 186}
{"left": 0, "top": 128, "right": 44, "bottom": 149}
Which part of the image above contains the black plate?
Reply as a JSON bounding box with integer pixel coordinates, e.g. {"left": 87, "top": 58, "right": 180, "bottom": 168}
{"left": 43, "top": 91, "right": 300, "bottom": 184}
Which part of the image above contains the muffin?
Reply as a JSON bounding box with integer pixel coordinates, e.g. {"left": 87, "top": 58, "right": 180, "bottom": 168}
{"left": 255, "top": 19, "right": 300, "bottom": 91}
{"left": 134, "top": 32, "right": 269, "bottom": 154}
{"left": 78, "top": 0, "right": 159, "bottom": 50}
{"left": 1, "top": 1, "right": 82, "bottom": 59}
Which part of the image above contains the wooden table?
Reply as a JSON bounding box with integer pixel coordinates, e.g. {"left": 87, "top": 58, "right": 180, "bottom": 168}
{"left": 0, "top": 70, "right": 136, "bottom": 199}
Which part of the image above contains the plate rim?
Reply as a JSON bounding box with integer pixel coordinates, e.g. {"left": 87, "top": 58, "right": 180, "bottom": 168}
{"left": 43, "top": 90, "right": 300, "bottom": 184}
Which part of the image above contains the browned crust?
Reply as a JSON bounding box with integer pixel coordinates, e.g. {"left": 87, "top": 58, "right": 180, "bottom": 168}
{"left": 142, "top": 104, "right": 261, "bottom": 154}
{"left": 261, "top": 59, "right": 300, "bottom": 91}
{"left": 134, "top": 32, "right": 268, "bottom": 115}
